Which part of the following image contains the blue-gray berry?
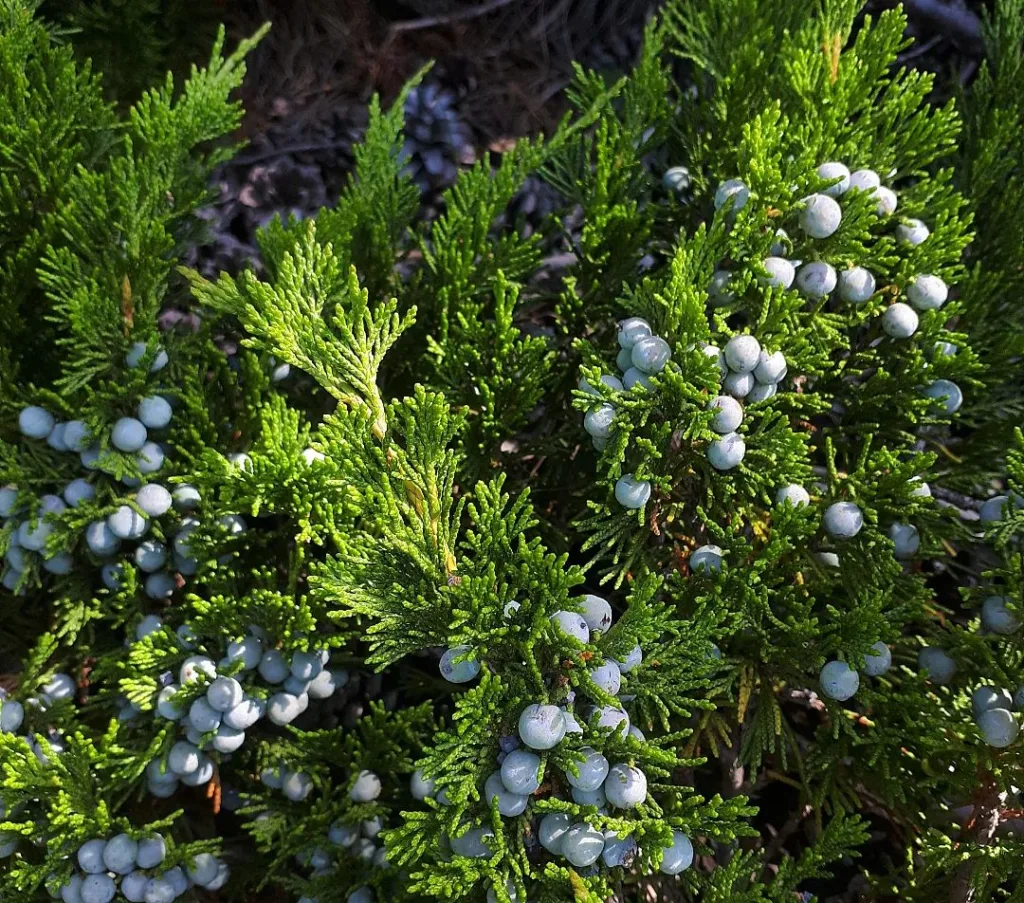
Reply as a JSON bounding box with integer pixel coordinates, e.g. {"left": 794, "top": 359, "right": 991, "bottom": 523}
{"left": 62, "top": 420, "right": 91, "bottom": 452}
{"left": 616, "top": 317, "right": 652, "bottom": 350}
{"left": 120, "top": 872, "right": 148, "bottom": 903}
{"left": 972, "top": 685, "right": 1013, "bottom": 718}
{"left": 888, "top": 523, "right": 920, "bottom": 558}
{"left": 137, "top": 396, "right": 172, "bottom": 429}
{"left": 907, "top": 274, "right": 947, "bottom": 311}
{"left": 714, "top": 178, "right": 749, "bottom": 212}
{"left": 206, "top": 676, "right": 243, "bottom": 713}
{"left": 592, "top": 704, "right": 630, "bottom": 736}
{"left": 566, "top": 746, "right": 609, "bottom": 792}
{"left": 761, "top": 257, "right": 795, "bottom": 289}
{"left": 449, "top": 825, "right": 494, "bottom": 859}
{"left": 136, "top": 484, "right": 172, "bottom": 518}
{"left": 583, "top": 403, "right": 616, "bottom": 439}
{"left": 46, "top": 422, "right": 67, "bottom": 451}
{"left": 622, "top": 367, "right": 653, "bottom": 391}
{"left": 660, "top": 831, "right": 694, "bottom": 875}
{"left": 483, "top": 770, "right": 529, "bottom": 816}
{"left": 186, "top": 852, "right": 220, "bottom": 887}
{"left": 690, "top": 544, "right": 723, "bottom": 573}
{"left": 863, "top": 641, "right": 892, "bottom": 677}
{"left": 539, "top": 812, "right": 572, "bottom": 854}
{"left": 350, "top": 770, "right": 382, "bottom": 802}
{"left": 578, "top": 594, "right": 612, "bottom": 632}
{"left": 125, "top": 341, "right": 168, "bottom": 372}
{"left": 258, "top": 649, "right": 290, "bottom": 684}
{"left": 754, "top": 350, "right": 787, "bottom": 384}
{"left": 820, "top": 660, "right": 859, "bottom": 701}
{"left": 702, "top": 343, "right": 728, "bottom": 375}
{"left": 80, "top": 874, "right": 116, "bottom": 903}
{"left": 439, "top": 645, "right": 481, "bottom": 683}
{"left": 42, "top": 551, "right": 73, "bottom": 575}
{"left": 720, "top": 368, "right": 753, "bottom": 395}
{"left": 0, "top": 698, "right": 24, "bottom": 733}
{"left": 918, "top": 647, "right": 956, "bottom": 684}
{"left": 551, "top": 610, "right": 590, "bottom": 643}
{"left": 816, "top": 161, "right": 850, "bottom": 196}
{"left": 0, "top": 485, "right": 19, "bottom": 519}
{"left": 604, "top": 763, "right": 647, "bottom": 808}
{"left": 136, "top": 442, "right": 165, "bottom": 474}
{"left": 631, "top": 336, "right": 672, "bottom": 375}
{"left": 977, "top": 708, "right": 1019, "bottom": 748}
{"left": 562, "top": 822, "right": 605, "bottom": 867}
{"left": 981, "top": 595, "right": 1019, "bottom": 634}
{"left": 662, "top": 166, "right": 691, "bottom": 194}
{"left": 267, "top": 692, "right": 304, "bottom": 725}
{"left": 290, "top": 650, "right": 323, "bottom": 681}
{"left": 188, "top": 696, "right": 223, "bottom": 733}
{"left": 111, "top": 417, "right": 147, "bottom": 452}
{"left": 823, "top": 501, "right": 863, "bottom": 539}
{"left": 222, "top": 696, "right": 264, "bottom": 730}
{"left": 708, "top": 431, "right": 745, "bottom": 470}
{"left": 590, "top": 659, "right": 621, "bottom": 695}
{"left": 775, "top": 484, "right": 810, "bottom": 507}
{"left": 723, "top": 334, "right": 761, "bottom": 373}
{"left": 85, "top": 520, "right": 120, "bottom": 556}
{"left": 848, "top": 169, "right": 880, "bottom": 193}
{"left": 19, "top": 406, "right": 54, "bottom": 439}
{"left": 881, "top": 302, "right": 918, "bottom": 338}
{"left": 172, "top": 484, "right": 201, "bottom": 511}
{"left": 108, "top": 505, "right": 148, "bottom": 540}
{"left": 614, "top": 474, "right": 651, "bottom": 509}
{"left": 134, "top": 540, "right": 167, "bottom": 573}
{"left": 616, "top": 644, "right": 643, "bottom": 673}
{"left": 796, "top": 262, "right": 837, "bottom": 299}
{"left": 747, "top": 381, "right": 777, "bottom": 403}
{"left": 838, "top": 266, "right": 876, "bottom": 304}
{"left": 710, "top": 396, "right": 742, "bottom": 433}
{"left": 923, "top": 379, "right": 962, "bottom": 415}
{"left": 144, "top": 571, "right": 175, "bottom": 601}
{"left": 77, "top": 838, "right": 108, "bottom": 873}
{"left": 518, "top": 704, "right": 566, "bottom": 750}
{"left": 579, "top": 374, "right": 624, "bottom": 395}
{"left": 708, "top": 269, "right": 734, "bottom": 306}
{"left": 895, "top": 218, "right": 929, "bottom": 246}
{"left": 799, "top": 194, "right": 842, "bottom": 238}
{"left": 874, "top": 186, "right": 897, "bottom": 215}
{"left": 500, "top": 748, "right": 541, "bottom": 795}
{"left": 102, "top": 833, "right": 138, "bottom": 875}
{"left": 63, "top": 478, "right": 95, "bottom": 508}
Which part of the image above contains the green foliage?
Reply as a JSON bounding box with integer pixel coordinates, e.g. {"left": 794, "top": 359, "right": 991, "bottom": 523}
{"left": 3, "top": 0, "right": 1024, "bottom": 901}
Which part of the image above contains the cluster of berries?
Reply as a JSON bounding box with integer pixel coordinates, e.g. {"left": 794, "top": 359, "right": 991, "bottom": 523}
{"left": 701, "top": 334, "right": 787, "bottom": 472}
{"left": 1, "top": 344, "right": 210, "bottom": 602}
{"left": 291, "top": 775, "right": 389, "bottom": 900}
{"left": 970, "top": 684, "right": 1023, "bottom": 748}
{"left": 818, "top": 643, "right": 892, "bottom": 703}
{"left": 0, "top": 675, "right": 74, "bottom": 772}
{"left": 435, "top": 595, "right": 693, "bottom": 880}
{"left": 53, "top": 833, "right": 226, "bottom": 903}
{"left": 710, "top": 166, "right": 963, "bottom": 416}
{"left": 258, "top": 762, "right": 316, "bottom": 802}
{"left": 580, "top": 319, "right": 671, "bottom": 435}
{"left": 573, "top": 316, "right": 677, "bottom": 513}
{"left": 144, "top": 633, "right": 347, "bottom": 798}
